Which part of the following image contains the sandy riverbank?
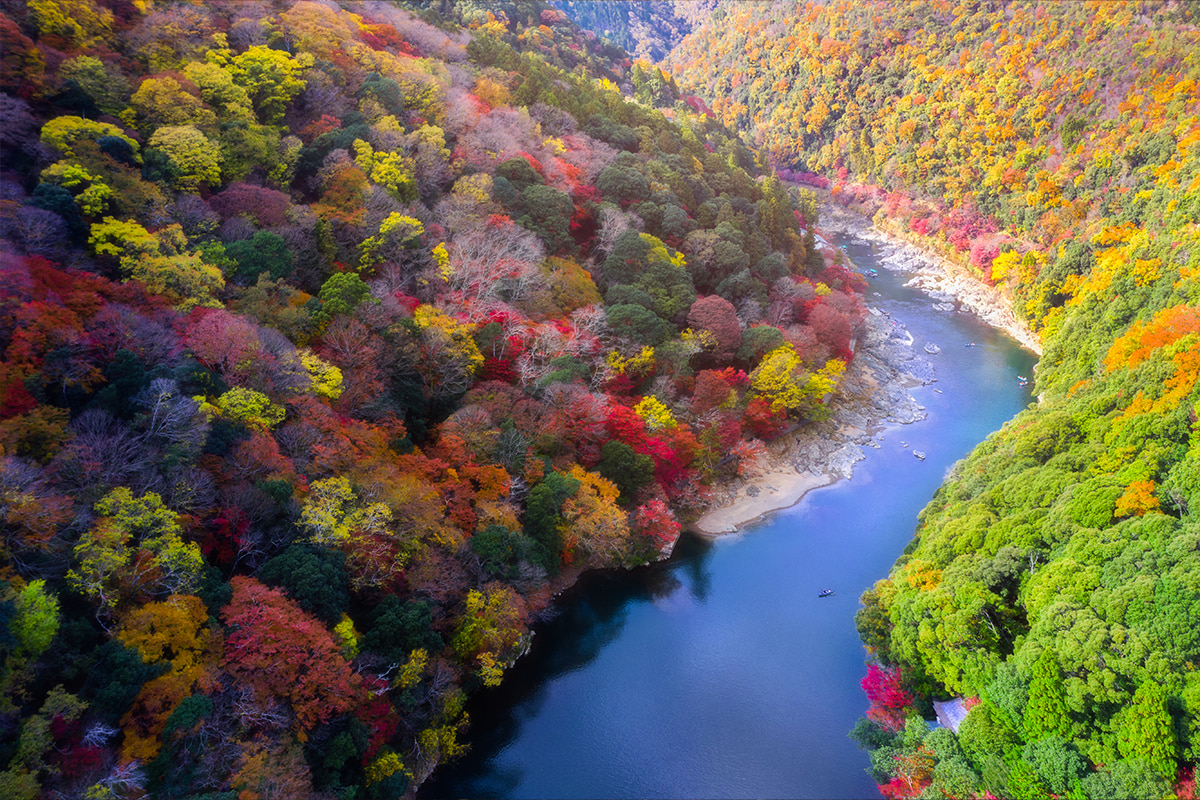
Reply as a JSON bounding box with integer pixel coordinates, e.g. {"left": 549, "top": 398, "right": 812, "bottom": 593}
{"left": 690, "top": 203, "right": 1040, "bottom": 536}
{"left": 691, "top": 300, "right": 933, "bottom": 535}
{"left": 691, "top": 469, "right": 839, "bottom": 536}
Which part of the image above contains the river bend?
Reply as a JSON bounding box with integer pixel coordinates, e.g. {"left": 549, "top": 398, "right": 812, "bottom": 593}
{"left": 424, "top": 226, "right": 1038, "bottom": 799}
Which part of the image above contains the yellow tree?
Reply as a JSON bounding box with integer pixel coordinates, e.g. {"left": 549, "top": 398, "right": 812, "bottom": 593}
{"left": 298, "top": 476, "right": 392, "bottom": 547}
{"left": 27, "top": 0, "right": 112, "bottom": 51}
{"left": 358, "top": 212, "right": 424, "bottom": 271}
{"left": 560, "top": 465, "right": 633, "bottom": 565}
{"left": 750, "top": 344, "right": 845, "bottom": 420}
{"left": 89, "top": 219, "right": 224, "bottom": 310}
{"left": 634, "top": 395, "right": 677, "bottom": 431}
{"left": 128, "top": 76, "right": 216, "bottom": 131}
{"left": 146, "top": 125, "right": 223, "bottom": 192}
{"left": 67, "top": 489, "right": 204, "bottom": 623}
{"left": 353, "top": 140, "right": 417, "bottom": 203}
{"left": 39, "top": 162, "right": 113, "bottom": 216}
{"left": 40, "top": 116, "right": 139, "bottom": 160}
{"left": 215, "top": 387, "right": 285, "bottom": 431}
{"left": 451, "top": 583, "right": 529, "bottom": 685}
{"left": 299, "top": 349, "right": 343, "bottom": 399}
{"left": 116, "top": 595, "right": 218, "bottom": 761}
{"left": 208, "top": 41, "right": 313, "bottom": 124}
{"left": 8, "top": 580, "right": 59, "bottom": 660}
{"left": 412, "top": 305, "right": 484, "bottom": 398}
{"left": 182, "top": 61, "right": 255, "bottom": 122}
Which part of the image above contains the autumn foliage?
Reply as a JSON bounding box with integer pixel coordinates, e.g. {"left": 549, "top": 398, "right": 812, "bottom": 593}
{"left": 0, "top": 1, "right": 869, "bottom": 796}
{"left": 665, "top": 2, "right": 1200, "bottom": 797}
{"left": 222, "top": 576, "right": 364, "bottom": 732}
{"left": 861, "top": 663, "right": 913, "bottom": 733}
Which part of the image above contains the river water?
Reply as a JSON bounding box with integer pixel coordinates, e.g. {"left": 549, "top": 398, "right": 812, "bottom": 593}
{"left": 423, "top": 228, "right": 1039, "bottom": 799}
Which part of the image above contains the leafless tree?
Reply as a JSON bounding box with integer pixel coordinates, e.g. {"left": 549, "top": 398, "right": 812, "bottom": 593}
{"left": 594, "top": 205, "right": 638, "bottom": 259}
{"left": 458, "top": 107, "right": 541, "bottom": 170}
{"left": 14, "top": 207, "right": 71, "bottom": 258}
{"left": 164, "top": 466, "right": 217, "bottom": 516}
{"left": 256, "top": 327, "right": 310, "bottom": 396}
{"left": 228, "top": 13, "right": 270, "bottom": 48}
{"left": 362, "top": 1, "right": 469, "bottom": 60}
{"left": 448, "top": 222, "right": 547, "bottom": 311}
{"left": 570, "top": 304, "right": 608, "bottom": 346}
{"left": 275, "top": 420, "right": 322, "bottom": 462}
{"left": 218, "top": 215, "right": 255, "bottom": 244}
{"left": 52, "top": 409, "right": 159, "bottom": 498}
{"left": 297, "top": 69, "right": 355, "bottom": 122}
{"left": 170, "top": 194, "right": 220, "bottom": 241}
{"left": 134, "top": 379, "right": 207, "bottom": 455}
{"left": 559, "top": 132, "right": 619, "bottom": 185}
{"left": 232, "top": 688, "right": 292, "bottom": 733}
{"left": 529, "top": 103, "right": 578, "bottom": 136}
{"left": 88, "top": 303, "right": 181, "bottom": 366}
{"left": 89, "top": 761, "right": 147, "bottom": 799}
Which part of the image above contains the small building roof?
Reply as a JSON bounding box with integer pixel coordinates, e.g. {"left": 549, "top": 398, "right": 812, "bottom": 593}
{"left": 933, "top": 697, "right": 970, "bottom": 734}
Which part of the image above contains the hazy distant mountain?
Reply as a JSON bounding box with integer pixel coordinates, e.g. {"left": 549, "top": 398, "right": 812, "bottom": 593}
{"left": 553, "top": 0, "right": 717, "bottom": 62}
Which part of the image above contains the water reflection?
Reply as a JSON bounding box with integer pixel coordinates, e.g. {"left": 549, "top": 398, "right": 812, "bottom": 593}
{"left": 498, "top": 541, "right": 708, "bottom": 688}
{"left": 423, "top": 540, "right": 714, "bottom": 798}
{"left": 424, "top": 226, "right": 1038, "bottom": 800}
{"left": 676, "top": 531, "right": 715, "bottom": 604}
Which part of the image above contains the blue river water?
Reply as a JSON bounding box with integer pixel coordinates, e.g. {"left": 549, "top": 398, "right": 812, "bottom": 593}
{"left": 423, "top": 229, "right": 1039, "bottom": 799}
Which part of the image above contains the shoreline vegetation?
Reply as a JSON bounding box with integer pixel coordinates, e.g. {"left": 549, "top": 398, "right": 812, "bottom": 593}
{"left": 664, "top": 2, "right": 1200, "bottom": 795}
{"left": 826, "top": 199, "right": 1043, "bottom": 358}
{"left": 691, "top": 202, "right": 1040, "bottom": 536}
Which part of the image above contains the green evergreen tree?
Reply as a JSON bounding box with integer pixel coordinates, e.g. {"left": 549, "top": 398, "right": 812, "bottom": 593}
{"left": 1115, "top": 681, "right": 1178, "bottom": 779}
{"left": 1024, "top": 648, "right": 1073, "bottom": 740}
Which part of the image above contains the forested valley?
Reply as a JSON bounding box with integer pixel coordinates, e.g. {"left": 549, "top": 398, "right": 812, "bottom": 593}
{"left": 666, "top": 1, "right": 1200, "bottom": 798}
{"left": 3, "top": 1, "right": 1200, "bottom": 799}
{"left": 0, "top": 1, "right": 869, "bottom": 797}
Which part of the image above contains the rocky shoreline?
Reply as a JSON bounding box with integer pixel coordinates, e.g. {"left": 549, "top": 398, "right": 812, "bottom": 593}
{"left": 691, "top": 208, "right": 940, "bottom": 535}
{"left": 690, "top": 305, "right": 932, "bottom": 535}
{"left": 691, "top": 203, "right": 1042, "bottom": 536}
{"left": 824, "top": 204, "right": 1043, "bottom": 356}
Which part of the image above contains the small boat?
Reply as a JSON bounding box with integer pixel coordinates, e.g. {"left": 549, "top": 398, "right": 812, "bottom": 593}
{"left": 818, "top": 589, "right": 834, "bottom": 598}
{"left": 965, "top": 342, "right": 978, "bottom": 348}
{"left": 913, "top": 450, "right": 926, "bottom": 461}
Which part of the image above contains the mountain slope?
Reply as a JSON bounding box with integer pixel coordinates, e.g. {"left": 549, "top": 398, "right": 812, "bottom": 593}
{"left": 0, "top": 1, "right": 863, "bottom": 796}
{"left": 669, "top": 2, "right": 1200, "bottom": 797}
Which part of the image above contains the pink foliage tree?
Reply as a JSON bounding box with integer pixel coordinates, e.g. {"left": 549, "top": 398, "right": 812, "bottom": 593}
{"left": 861, "top": 663, "right": 914, "bottom": 732}
{"left": 687, "top": 295, "right": 742, "bottom": 362}
{"left": 208, "top": 183, "right": 293, "bottom": 228}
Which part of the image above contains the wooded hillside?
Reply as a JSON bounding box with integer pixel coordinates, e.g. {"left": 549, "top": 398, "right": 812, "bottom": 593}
{"left": 669, "top": 2, "right": 1200, "bottom": 797}
{"left": 0, "top": 1, "right": 864, "bottom": 797}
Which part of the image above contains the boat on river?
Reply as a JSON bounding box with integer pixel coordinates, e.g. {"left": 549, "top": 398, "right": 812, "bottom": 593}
{"left": 818, "top": 589, "right": 834, "bottom": 598}
{"left": 429, "top": 211, "right": 1043, "bottom": 800}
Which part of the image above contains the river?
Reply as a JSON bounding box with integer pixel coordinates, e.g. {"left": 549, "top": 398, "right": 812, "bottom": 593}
{"left": 422, "top": 226, "right": 1039, "bottom": 799}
